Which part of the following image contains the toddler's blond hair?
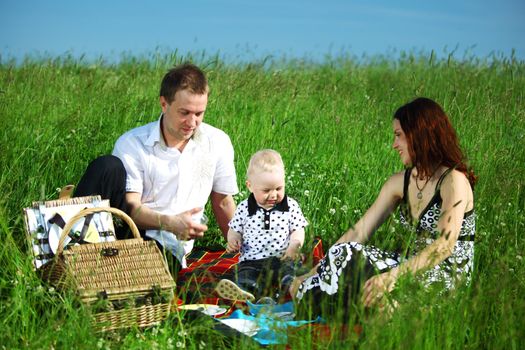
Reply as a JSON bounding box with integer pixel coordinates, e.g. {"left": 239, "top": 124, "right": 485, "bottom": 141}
{"left": 246, "top": 149, "right": 285, "bottom": 180}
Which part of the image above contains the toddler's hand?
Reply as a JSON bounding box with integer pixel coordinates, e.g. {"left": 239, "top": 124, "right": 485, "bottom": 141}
{"left": 281, "top": 246, "right": 300, "bottom": 261}
{"left": 226, "top": 239, "right": 241, "bottom": 253}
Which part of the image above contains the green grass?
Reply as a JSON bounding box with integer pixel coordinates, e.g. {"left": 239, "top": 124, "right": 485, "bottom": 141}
{"left": 1, "top": 51, "right": 524, "bottom": 349}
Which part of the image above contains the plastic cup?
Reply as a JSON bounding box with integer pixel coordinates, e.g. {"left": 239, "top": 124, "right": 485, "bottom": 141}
{"left": 193, "top": 213, "right": 209, "bottom": 225}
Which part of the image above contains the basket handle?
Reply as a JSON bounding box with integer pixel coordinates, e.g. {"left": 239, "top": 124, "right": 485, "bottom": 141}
{"left": 56, "top": 207, "right": 140, "bottom": 255}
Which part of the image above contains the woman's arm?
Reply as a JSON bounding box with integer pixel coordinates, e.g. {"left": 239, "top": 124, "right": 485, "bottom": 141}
{"left": 290, "top": 172, "right": 403, "bottom": 299}
{"left": 336, "top": 172, "right": 404, "bottom": 244}
{"left": 362, "top": 170, "right": 473, "bottom": 306}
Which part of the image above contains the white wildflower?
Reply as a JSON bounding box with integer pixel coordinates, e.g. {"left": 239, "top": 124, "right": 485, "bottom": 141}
{"left": 304, "top": 190, "right": 310, "bottom": 197}
{"left": 329, "top": 208, "right": 336, "bottom": 215}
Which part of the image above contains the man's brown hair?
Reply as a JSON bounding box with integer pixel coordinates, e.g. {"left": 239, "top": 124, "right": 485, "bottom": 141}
{"left": 159, "top": 63, "right": 208, "bottom": 103}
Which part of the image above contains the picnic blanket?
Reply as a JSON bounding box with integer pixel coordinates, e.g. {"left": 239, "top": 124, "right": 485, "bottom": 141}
{"left": 176, "top": 237, "right": 325, "bottom": 304}
{"left": 175, "top": 238, "right": 363, "bottom": 345}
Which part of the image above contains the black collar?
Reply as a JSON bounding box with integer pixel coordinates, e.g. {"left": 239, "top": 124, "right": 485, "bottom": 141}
{"left": 247, "top": 193, "right": 290, "bottom": 216}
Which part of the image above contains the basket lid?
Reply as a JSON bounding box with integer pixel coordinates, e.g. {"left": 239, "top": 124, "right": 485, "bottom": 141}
{"left": 61, "top": 239, "right": 175, "bottom": 298}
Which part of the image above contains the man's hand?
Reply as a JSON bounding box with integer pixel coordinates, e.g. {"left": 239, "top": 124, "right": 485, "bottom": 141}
{"left": 166, "top": 207, "right": 208, "bottom": 240}
{"left": 126, "top": 193, "right": 207, "bottom": 240}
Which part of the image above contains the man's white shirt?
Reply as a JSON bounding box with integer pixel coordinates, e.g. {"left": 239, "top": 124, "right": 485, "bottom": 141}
{"left": 113, "top": 115, "right": 238, "bottom": 267}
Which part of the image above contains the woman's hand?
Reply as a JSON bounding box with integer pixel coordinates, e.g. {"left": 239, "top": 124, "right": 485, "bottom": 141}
{"left": 361, "top": 271, "right": 397, "bottom": 307}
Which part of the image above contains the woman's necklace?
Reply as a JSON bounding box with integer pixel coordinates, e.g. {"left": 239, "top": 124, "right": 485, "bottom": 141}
{"left": 414, "top": 169, "right": 437, "bottom": 200}
{"left": 415, "top": 177, "right": 429, "bottom": 199}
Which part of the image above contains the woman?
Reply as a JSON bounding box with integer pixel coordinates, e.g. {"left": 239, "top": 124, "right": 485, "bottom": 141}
{"left": 291, "top": 97, "right": 476, "bottom": 318}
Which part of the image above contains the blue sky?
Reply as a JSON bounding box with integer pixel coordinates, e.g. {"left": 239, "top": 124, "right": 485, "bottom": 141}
{"left": 1, "top": 0, "right": 524, "bottom": 63}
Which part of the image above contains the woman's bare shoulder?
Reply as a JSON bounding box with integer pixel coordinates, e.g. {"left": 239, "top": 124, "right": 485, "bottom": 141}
{"left": 382, "top": 170, "right": 406, "bottom": 200}
{"left": 440, "top": 168, "right": 474, "bottom": 210}
{"left": 442, "top": 168, "right": 470, "bottom": 189}
{"left": 391, "top": 169, "right": 406, "bottom": 181}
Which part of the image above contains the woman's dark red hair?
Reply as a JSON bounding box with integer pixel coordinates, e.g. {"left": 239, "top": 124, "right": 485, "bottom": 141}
{"left": 394, "top": 97, "right": 477, "bottom": 187}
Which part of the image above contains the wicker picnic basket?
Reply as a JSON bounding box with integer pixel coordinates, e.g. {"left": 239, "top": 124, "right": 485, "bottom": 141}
{"left": 39, "top": 206, "right": 176, "bottom": 332}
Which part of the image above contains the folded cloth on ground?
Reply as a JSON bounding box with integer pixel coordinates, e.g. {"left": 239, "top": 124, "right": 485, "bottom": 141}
{"left": 222, "top": 304, "right": 322, "bottom": 345}
{"left": 247, "top": 300, "right": 293, "bottom": 317}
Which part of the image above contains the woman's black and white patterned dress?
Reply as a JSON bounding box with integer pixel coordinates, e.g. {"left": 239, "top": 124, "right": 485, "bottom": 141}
{"left": 296, "top": 167, "right": 475, "bottom": 303}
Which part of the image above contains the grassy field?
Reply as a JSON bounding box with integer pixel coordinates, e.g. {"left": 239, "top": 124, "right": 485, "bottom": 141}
{"left": 1, "top": 52, "right": 524, "bottom": 349}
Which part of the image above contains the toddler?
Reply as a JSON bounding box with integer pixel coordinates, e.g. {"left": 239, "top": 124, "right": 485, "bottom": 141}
{"left": 215, "top": 149, "right": 308, "bottom": 301}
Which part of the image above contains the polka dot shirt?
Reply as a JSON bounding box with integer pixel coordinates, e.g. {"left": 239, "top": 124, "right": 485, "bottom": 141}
{"left": 229, "top": 194, "right": 308, "bottom": 262}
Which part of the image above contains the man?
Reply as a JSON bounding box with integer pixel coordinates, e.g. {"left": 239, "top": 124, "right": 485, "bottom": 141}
{"left": 75, "top": 63, "right": 238, "bottom": 268}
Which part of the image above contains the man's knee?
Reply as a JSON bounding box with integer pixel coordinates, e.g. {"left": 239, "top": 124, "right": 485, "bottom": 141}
{"left": 87, "top": 155, "right": 125, "bottom": 177}
{"left": 75, "top": 155, "right": 127, "bottom": 207}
